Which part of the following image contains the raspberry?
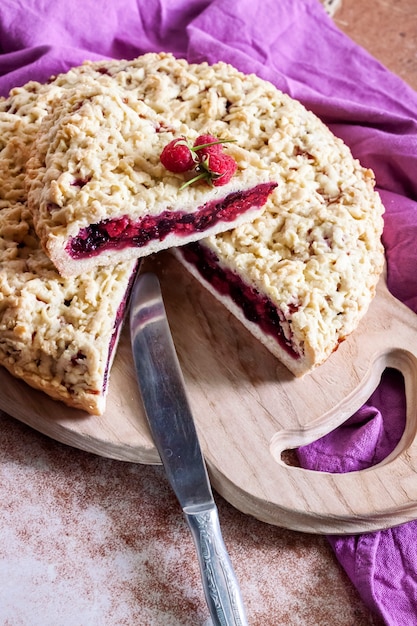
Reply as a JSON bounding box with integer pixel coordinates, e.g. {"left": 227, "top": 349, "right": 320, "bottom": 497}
{"left": 203, "top": 152, "right": 238, "bottom": 187}
{"left": 193, "top": 134, "right": 224, "bottom": 161}
{"left": 160, "top": 138, "right": 195, "bottom": 173}
{"left": 160, "top": 133, "right": 238, "bottom": 189}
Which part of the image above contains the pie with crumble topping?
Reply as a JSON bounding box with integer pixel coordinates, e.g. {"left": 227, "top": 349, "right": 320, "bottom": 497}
{"left": 0, "top": 51, "right": 385, "bottom": 413}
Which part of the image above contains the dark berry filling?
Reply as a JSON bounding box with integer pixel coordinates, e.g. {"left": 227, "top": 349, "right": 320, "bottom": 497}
{"left": 67, "top": 182, "right": 277, "bottom": 259}
{"left": 180, "top": 242, "right": 300, "bottom": 360}
{"left": 102, "top": 260, "right": 140, "bottom": 392}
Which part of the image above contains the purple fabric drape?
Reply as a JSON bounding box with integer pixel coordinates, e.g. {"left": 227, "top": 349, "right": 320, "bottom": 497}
{"left": 1, "top": 1, "right": 417, "bottom": 622}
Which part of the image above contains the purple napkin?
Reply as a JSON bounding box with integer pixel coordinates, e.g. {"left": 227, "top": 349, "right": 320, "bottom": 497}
{"left": 1, "top": 1, "right": 417, "bottom": 623}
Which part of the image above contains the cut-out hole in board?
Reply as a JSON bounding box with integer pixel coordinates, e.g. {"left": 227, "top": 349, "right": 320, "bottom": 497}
{"left": 282, "top": 369, "right": 406, "bottom": 473}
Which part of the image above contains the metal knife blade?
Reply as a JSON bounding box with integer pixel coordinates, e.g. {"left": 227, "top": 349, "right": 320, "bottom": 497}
{"left": 130, "top": 271, "right": 248, "bottom": 626}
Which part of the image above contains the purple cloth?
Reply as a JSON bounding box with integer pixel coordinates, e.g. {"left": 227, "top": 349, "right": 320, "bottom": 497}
{"left": 1, "top": 0, "right": 417, "bottom": 623}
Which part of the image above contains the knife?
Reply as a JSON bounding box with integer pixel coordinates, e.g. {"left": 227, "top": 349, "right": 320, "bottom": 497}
{"left": 129, "top": 271, "right": 248, "bottom": 626}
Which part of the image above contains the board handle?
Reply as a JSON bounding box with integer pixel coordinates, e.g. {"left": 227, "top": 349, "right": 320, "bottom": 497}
{"left": 264, "top": 294, "right": 417, "bottom": 533}
{"left": 209, "top": 283, "right": 417, "bottom": 534}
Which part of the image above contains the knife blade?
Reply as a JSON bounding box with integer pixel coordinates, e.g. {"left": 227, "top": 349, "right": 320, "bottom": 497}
{"left": 129, "top": 271, "right": 248, "bottom": 626}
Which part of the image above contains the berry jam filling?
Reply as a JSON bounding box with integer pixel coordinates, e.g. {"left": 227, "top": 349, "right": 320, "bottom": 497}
{"left": 180, "top": 242, "right": 300, "bottom": 360}
{"left": 102, "top": 260, "right": 140, "bottom": 392}
{"left": 67, "top": 182, "right": 277, "bottom": 259}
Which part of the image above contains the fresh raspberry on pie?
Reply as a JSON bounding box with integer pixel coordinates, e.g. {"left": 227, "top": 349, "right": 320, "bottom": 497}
{"left": 160, "top": 133, "right": 238, "bottom": 189}
{"left": 160, "top": 137, "right": 195, "bottom": 173}
{"left": 193, "top": 134, "right": 224, "bottom": 159}
{"left": 202, "top": 152, "right": 238, "bottom": 187}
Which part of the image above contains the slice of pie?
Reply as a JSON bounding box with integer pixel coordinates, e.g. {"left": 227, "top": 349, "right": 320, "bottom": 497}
{"left": 25, "top": 80, "right": 277, "bottom": 277}
{"left": 0, "top": 81, "right": 138, "bottom": 415}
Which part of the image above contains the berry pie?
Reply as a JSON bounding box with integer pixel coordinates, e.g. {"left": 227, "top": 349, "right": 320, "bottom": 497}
{"left": 26, "top": 80, "right": 278, "bottom": 277}
{"left": 0, "top": 51, "right": 385, "bottom": 414}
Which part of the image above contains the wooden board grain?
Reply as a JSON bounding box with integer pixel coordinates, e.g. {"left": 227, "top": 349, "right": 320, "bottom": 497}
{"left": 2, "top": 252, "right": 417, "bottom": 534}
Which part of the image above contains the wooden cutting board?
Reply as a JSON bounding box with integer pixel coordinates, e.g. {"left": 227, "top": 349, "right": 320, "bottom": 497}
{"left": 2, "top": 251, "right": 417, "bottom": 534}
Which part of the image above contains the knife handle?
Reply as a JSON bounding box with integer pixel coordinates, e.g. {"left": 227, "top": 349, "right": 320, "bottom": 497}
{"left": 184, "top": 505, "right": 248, "bottom": 626}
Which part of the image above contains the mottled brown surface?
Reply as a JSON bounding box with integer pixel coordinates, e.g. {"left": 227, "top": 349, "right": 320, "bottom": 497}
{"left": 0, "top": 412, "right": 379, "bottom": 625}
{"left": 335, "top": 0, "right": 417, "bottom": 91}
